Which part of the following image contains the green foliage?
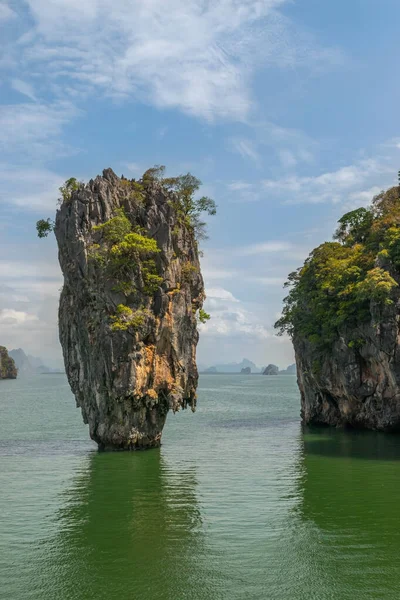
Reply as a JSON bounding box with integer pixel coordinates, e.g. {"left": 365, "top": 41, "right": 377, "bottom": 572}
{"left": 160, "top": 171, "right": 216, "bottom": 240}
{"left": 59, "top": 177, "right": 80, "bottom": 204}
{"left": 37, "top": 168, "right": 216, "bottom": 244}
{"left": 0, "top": 347, "right": 17, "bottom": 379}
{"left": 142, "top": 165, "right": 166, "bottom": 185}
{"left": 110, "top": 304, "right": 149, "bottom": 331}
{"left": 311, "top": 359, "right": 322, "bottom": 376}
{"left": 334, "top": 208, "right": 373, "bottom": 244}
{"left": 276, "top": 186, "right": 400, "bottom": 350}
{"left": 130, "top": 165, "right": 216, "bottom": 239}
{"left": 348, "top": 338, "right": 365, "bottom": 349}
{"left": 182, "top": 261, "right": 198, "bottom": 282}
{"left": 110, "top": 231, "right": 160, "bottom": 256}
{"left": 93, "top": 208, "right": 132, "bottom": 243}
{"left": 382, "top": 227, "right": 400, "bottom": 267}
{"left": 119, "top": 179, "right": 145, "bottom": 204}
{"left": 197, "top": 308, "right": 211, "bottom": 324}
{"left": 36, "top": 218, "right": 54, "bottom": 238}
{"left": 37, "top": 168, "right": 214, "bottom": 335}
{"left": 129, "top": 181, "right": 145, "bottom": 204}
{"left": 37, "top": 178, "right": 80, "bottom": 238}
{"left": 89, "top": 208, "right": 162, "bottom": 301}
{"left": 141, "top": 260, "right": 163, "bottom": 295}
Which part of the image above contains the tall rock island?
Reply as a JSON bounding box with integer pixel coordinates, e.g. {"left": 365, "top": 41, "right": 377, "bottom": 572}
{"left": 0, "top": 346, "right": 17, "bottom": 379}
{"left": 54, "top": 167, "right": 213, "bottom": 449}
{"left": 276, "top": 185, "right": 400, "bottom": 431}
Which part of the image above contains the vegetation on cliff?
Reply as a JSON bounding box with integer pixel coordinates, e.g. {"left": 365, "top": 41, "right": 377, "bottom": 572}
{"left": 37, "top": 166, "right": 215, "bottom": 331}
{"left": 36, "top": 166, "right": 216, "bottom": 242}
{"left": 36, "top": 166, "right": 215, "bottom": 449}
{"left": 276, "top": 185, "right": 400, "bottom": 350}
{"left": 0, "top": 346, "right": 18, "bottom": 379}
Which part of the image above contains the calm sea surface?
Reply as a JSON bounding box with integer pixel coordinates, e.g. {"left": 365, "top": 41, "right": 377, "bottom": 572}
{"left": 1, "top": 374, "right": 400, "bottom": 599}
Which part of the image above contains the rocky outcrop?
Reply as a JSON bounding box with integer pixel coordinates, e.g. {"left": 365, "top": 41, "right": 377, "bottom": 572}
{"left": 263, "top": 364, "right": 279, "bottom": 375}
{"left": 295, "top": 300, "right": 400, "bottom": 431}
{"left": 281, "top": 185, "right": 400, "bottom": 432}
{"left": 55, "top": 168, "right": 205, "bottom": 450}
{"left": 241, "top": 366, "right": 251, "bottom": 374}
{"left": 0, "top": 346, "right": 17, "bottom": 379}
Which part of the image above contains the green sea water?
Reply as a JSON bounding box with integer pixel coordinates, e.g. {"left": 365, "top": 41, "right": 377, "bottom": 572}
{"left": 1, "top": 373, "right": 400, "bottom": 599}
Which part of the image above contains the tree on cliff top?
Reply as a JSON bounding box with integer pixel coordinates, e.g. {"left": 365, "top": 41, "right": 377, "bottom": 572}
{"left": 275, "top": 185, "right": 400, "bottom": 349}
{"left": 36, "top": 178, "right": 81, "bottom": 237}
{"left": 36, "top": 166, "right": 215, "bottom": 330}
{"left": 142, "top": 166, "right": 216, "bottom": 240}
{"left": 36, "top": 167, "right": 216, "bottom": 242}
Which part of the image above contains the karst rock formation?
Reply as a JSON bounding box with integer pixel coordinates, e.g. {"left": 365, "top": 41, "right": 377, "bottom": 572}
{"left": 56, "top": 168, "right": 205, "bottom": 449}
{"left": 0, "top": 346, "right": 17, "bottom": 379}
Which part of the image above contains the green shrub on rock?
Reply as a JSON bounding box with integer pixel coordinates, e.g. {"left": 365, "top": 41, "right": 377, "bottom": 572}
{"left": 276, "top": 185, "right": 400, "bottom": 350}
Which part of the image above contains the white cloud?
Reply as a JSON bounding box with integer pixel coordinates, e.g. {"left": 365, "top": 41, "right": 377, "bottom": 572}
{"left": 11, "top": 79, "right": 37, "bottom": 101}
{"left": 228, "top": 121, "right": 317, "bottom": 170}
{"left": 0, "top": 284, "right": 29, "bottom": 303}
{"left": 337, "top": 185, "right": 386, "bottom": 214}
{"left": 0, "top": 270, "right": 63, "bottom": 367}
{"left": 235, "top": 241, "right": 292, "bottom": 256}
{"left": 262, "top": 159, "right": 394, "bottom": 204}
{"left": 206, "top": 287, "right": 239, "bottom": 302}
{"left": 0, "top": 308, "right": 38, "bottom": 325}
{"left": 229, "top": 137, "right": 260, "bottom": 164}
{"left": 200, "top": 287, "right": 271, "bottom": 340}
{"left": 203, "top": 266, "right": 237, "bottom": 282}
{"left": 224, "top": 126, "right": 400, "bottom": 214}
{"left": 278, "top": 149, "right": 297, "bottom": 169}
{"left": 10, "top": 280, "right": 62, "bottom": 296}
{"left": 0, "top": 101, "right": 81, "bottom": 159}
{"left": 0, "top": 259, "right": 61, "bottom": 280}
{"left": 8, "top": 0, "right": 342, "bottom": 122}
{"left": 347, "top": 186, "right": 383, "bottom": 205}
{"left": 247, "top": 276, "right": 285, "bottom": 286}
{"left": 0, "top": 3, "right": 15, "bottom": 21}
{"left": 228, "top": 181, "right": 254, "bottom": 192}
{"left": 0, "top": 165, "right": 64, "bottom": 210}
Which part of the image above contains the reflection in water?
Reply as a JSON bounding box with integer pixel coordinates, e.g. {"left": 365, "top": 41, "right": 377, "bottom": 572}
{"left": 7, "top": 375, "right": 400, "bottom": 600}
{"left": 296, "top": 428, "right": 400, "bottom": 599}
{"left": 49, "top": 450, "right": 215, "bottom": 600}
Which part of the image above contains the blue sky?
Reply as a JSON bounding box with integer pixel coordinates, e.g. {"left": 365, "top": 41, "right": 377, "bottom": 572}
{"left": 1, "top": 0, "right": 400, "bottom": 368}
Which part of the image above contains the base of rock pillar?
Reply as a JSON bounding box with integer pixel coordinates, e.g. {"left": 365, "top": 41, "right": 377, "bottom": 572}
{"left": 97, "top": 441, "right": 162, "bottom": 451}
{"left": 90, "top": 415, "right": 166, "bottom": 451}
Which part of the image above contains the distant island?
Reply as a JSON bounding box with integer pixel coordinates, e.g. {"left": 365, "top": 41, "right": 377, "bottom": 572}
{"left": 202, "top": 358, "right": 261, "bottom": 374}
{"left": 263, "top": 364, "right": 279, "bottom": 375}
{"left": 9, "top": 348, "right": 64, "bottom": 376}
{"left": 262, "top": 363, "right": 296, "bottom": 376}
{"left": 0, "top": 346, "right": 17, "bottom": 379}
{"left": 199, "top": 358, "right": 296, "bottom": 375}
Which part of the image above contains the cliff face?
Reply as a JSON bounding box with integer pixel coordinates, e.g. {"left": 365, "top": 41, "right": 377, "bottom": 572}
{"left": 0, "top": 347, "right": 17, "bottom": 379}
{"left": 55, "top": 168, "right": 205, "bottom": 449}
{"left": 295, "top": 299, "right": 400, "bottom": 431}
{"left": 276, "top": 185, "right": 400, "bottom": 432}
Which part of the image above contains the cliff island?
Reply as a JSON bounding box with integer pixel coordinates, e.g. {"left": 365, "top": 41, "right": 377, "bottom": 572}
{"left": 0, "top": 346, "right": 17, "bottom": 379}
{"left": 38, "top": 166, "right": 215, "bottom": 449}
{"left": 276, "top": 185, "right": 400, "bottom": 431}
